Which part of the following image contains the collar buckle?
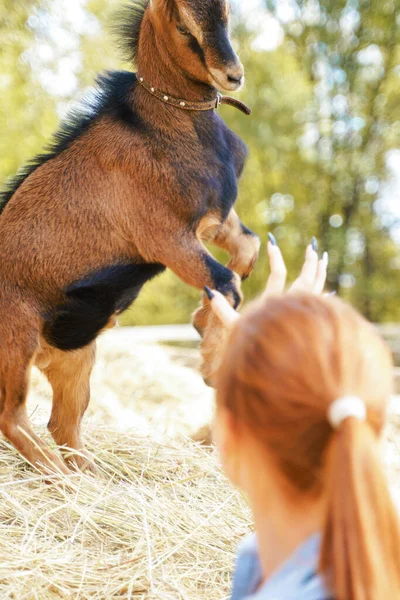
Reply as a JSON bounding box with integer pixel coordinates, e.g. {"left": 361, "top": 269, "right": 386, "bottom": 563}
{"left": 215, "top": 94, "right": 223, "bottom": 109}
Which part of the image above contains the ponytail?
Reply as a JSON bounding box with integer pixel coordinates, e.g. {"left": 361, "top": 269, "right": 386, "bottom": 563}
{"left": 320, "top": 418, "right": 400, "bottom": 599}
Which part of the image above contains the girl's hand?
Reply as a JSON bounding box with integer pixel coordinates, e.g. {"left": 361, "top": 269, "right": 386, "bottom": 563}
{"left": 206, "top": 236, "right": 329, "bottom": 329}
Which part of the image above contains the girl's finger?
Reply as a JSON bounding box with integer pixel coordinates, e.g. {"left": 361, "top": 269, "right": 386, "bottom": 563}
{"left": 290, "top": 243, "right": 319, "bottom": 292}
{"left": 313, "top": 252, "right": 329, "bottom": 295}
{"left": 205, "top": 288, "right": 240, "bottom": 328}
{"left": 264, "top": 238, "right": 287, "bottom": 296}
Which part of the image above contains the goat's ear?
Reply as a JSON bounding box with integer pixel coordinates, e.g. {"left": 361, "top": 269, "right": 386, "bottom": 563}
{"left": 149, "top": 0, "right": 175, "bottom": 17}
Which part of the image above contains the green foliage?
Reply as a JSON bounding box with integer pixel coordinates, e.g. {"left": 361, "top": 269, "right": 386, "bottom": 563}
{"left": 0, "top": 1, "right": 59, "bottom": 177}
{"left": 228, "top": 0, "right": 400, "bottom": 322}
{"left": 1, "top": 0, "right": 399, "bottom": 324}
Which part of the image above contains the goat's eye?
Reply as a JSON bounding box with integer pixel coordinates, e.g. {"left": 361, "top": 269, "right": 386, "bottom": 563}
{"left": 177, "top": 24, "right": 190, "bottom": 36}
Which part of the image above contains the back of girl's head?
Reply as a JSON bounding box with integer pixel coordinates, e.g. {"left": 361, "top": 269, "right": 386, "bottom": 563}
{"left": 216, "top": 294, "right": 400, "bottom": 600}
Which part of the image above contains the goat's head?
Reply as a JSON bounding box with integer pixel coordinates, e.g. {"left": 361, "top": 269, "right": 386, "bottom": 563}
{"left": 150, "top": 0, "right": 244, "bottom": 92}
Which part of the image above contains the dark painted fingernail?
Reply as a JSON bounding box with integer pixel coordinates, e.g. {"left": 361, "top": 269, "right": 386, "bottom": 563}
{"left": 204, "top": 286, "right": 215, "bottom": 300}
{"left": 312, "top": 237, "right": 318, "bottom": 252}
{"left": 268, "top": 233, "right": 277, "bottom": 246}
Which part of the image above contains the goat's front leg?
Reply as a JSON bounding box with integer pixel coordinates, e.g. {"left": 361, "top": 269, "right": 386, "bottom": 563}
{"left": 151, "top": 231, "right": 243, "bottom": 310}
{"left": 149, "top": 228, "right": 242, "bottom": 385}
{"left": 212, "top": 209, "right": 260, "bottom": 280}
{"left": 193, "top": 209, "right": 260, "bottom": 337}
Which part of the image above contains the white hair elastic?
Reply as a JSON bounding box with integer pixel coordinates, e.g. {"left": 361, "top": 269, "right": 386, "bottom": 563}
{"left": 328, "top": 396, "right": 367, "bottom": 429}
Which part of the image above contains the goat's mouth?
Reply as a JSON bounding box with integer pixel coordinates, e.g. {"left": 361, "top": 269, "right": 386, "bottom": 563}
{"left": 208, "top": 68, "right": 245, "bottom": 92}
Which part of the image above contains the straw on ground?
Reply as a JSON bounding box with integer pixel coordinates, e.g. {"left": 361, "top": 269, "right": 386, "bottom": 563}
{"left": 0, "top": 429, "right": 252, "bottom": 600}
{"left": 1, "top": 332, "right": 400, "bottom": 599}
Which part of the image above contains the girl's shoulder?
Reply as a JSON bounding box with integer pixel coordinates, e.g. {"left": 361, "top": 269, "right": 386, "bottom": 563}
{"left": 230, "top": 533, "right": 334, "bottom": 600}
{"left": 230, "top": 534, "right": 261, "bottom": 600}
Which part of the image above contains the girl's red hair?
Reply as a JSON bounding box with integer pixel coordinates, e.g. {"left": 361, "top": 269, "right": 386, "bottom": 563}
{"left": 216, "top": 294, "right": 400, "bottom": 599}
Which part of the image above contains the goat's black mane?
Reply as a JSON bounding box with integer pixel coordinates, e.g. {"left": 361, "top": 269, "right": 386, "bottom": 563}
{"left": 0, "top": 71, "right": 138, "bottom": 215}
{"left": 114, "top": 0, "right": 150, "bottom": 65}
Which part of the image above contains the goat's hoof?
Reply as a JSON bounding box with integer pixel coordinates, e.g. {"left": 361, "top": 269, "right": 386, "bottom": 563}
{"left": 64, "top": 450, "right": 97, "bottom": 475}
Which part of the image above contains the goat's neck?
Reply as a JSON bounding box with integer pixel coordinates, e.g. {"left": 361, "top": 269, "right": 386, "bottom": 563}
{"left": 137, "top": 15, "right": 216, "bottom": 102}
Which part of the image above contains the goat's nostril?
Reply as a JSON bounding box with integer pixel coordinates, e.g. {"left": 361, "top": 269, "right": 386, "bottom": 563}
{"left": 209, "top": 65, "right": 244, "bottom": 90}
{"left": 226, "top": 63, "right": 245, "bottom": 85}
{"left": 227, "top": 74, "right": 243, "bottom": 84}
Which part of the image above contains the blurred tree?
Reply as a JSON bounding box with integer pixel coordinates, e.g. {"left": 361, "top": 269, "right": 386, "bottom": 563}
{"left": 243, "top": 0, "right": 400, "bottom": 321}
{"left": 0, "top": 0, "right": 58, "bottom": 178}
{"left": 1, "top": 0, "right": 399, "bottom": 324}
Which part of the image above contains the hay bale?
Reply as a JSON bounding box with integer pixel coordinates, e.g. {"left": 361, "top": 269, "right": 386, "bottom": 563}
{"left": 0, "top": 429, "right": 252, "bottom": 600}
{"left": 3, "top": 331, "right": 400, "bottom": 599}
{"left": 29, "top": 334, "right": 214, "bottom": 439}
{"left": 3, "top": 335, "right": 244, "bottom": 598}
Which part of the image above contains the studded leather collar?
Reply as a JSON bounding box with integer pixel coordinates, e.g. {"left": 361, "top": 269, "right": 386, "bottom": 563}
{"left": 136, "top": 75, "right": 252, "bottom": 116}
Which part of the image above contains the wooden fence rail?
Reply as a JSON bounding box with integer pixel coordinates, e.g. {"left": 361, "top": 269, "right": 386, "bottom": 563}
{"left": 113, "top": 323, "right": 400, "bottom": 392}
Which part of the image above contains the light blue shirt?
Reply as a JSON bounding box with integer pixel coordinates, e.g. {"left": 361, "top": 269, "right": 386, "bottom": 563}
{"left": 230, "top": 533, "right": 333, "bottom": 600}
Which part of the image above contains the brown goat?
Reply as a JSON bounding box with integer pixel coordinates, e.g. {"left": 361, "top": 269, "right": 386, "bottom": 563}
{"left": 0, "top": 0, "right": 260, "bottom": 474}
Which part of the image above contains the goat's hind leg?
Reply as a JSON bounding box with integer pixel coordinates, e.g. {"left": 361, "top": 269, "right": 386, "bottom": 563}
{"left": 37, "top": 340, "right": 96, "bottom": 472}
{"left": 0, "top": 321, "right": 69, "bottom": 475}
